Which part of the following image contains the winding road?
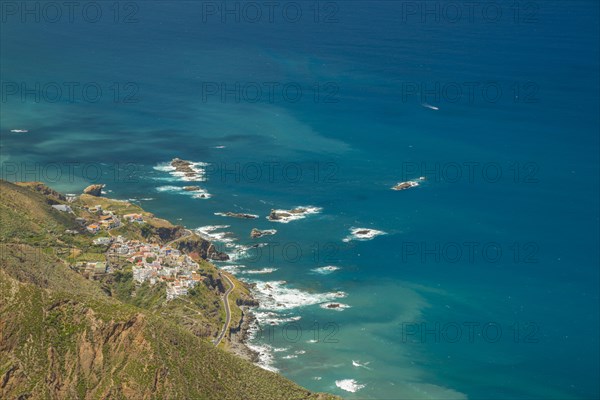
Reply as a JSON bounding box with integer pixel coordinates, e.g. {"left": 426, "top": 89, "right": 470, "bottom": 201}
{"left": 166, "top": 228, "right": 193, "bottom": 247}
{"left": 213, "top": 273, "right": 235, "bottom": 346}
{"left": 166, "top": 229, "right": 233, "bottom": 347}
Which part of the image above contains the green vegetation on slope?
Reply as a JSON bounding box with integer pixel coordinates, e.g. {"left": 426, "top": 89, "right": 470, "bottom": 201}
{"left": 0, "top": 180, "right": 339, "bottom": 400}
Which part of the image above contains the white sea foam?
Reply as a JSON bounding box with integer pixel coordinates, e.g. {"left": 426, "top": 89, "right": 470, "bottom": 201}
{"left": 156, "top": 185, "right": 182, "bottom": 192}
{"left": 253, "top": 311, "right": 301, "bottom": 326}
{"left": 246, "top": 279, "right": 347, "bottom": 374}
{"left": 241, "top": 268, "right": 278, "bottom": 275}
{"left": 311, "top": 265, "right": 340, "bottom": 275}
{"left": 335, "top": 379, "right": 366, "bottom": 393}
{"left": 422, "top": 103, "right": 439, "bottom": 110}
{"left": 220, "top": 265, "right": 244, "bottom": 274}
{"left": 155, "top": 185, "right": 211, "bottom": 199}
{"left": 225, "top": 242, "right": 269, "bottom": 261}
{"left": 267, "top": 206, "right": 322, "bottom": 223}
{"left": 343, "top": 227, "right": 387, "bottom": 242}
{"left": 195, "top": 225, "right": 236, "bottom": 244}
{"left": 252, "top": 281, "right": 347, "bottom": 311}
{"left": 352, "top": 360, "right": 372, "bottom": 369}
{"left": 153, "top": 163, "right": 176, "bottom": 172}
{"left": 244, "top": 342, "right": 279, "bottom": 373}
{"left": 153, "top": 160, "right": 209, "bottom": 182}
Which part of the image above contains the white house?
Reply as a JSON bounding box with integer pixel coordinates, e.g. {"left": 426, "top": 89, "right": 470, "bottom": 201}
{"left": 52, "top": 204, "right": 73, "bottom": 213}
{"left": 133, "top": 266, "right": 153, "bottom": 283}
{"left": 93, "top": 237, "right": 112, "bottom": 246}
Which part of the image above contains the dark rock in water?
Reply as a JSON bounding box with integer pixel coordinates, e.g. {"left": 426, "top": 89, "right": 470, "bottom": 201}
{"left": 250, "top": 228, "right": 277, "bottom": 239}
{"left": 392, "top": 178, "right": 423, "bottom": 191}
{"left": 183, "top": 186, "right": 201, "bottom": 191}
{"left": 217, "top": 212, "right": 258, "bottom": 219}
{"left": 326, "top": 303, "right": 341, "bottom": 309}
{"left": 393, "top": 182, "right": 413, "bottom": 190}
{"left": 268, "top": 207, "right": 308, "bottom": 221}
{"left": 171, "top": 158, "right": 204, "bottom": 179}
{"left": 355, "top": 230, "right": 371, "bottom": 235}
{"left": 207, "top": 244, "right": 230, "bottom": 261}
{"left": 171, "top": 158, "right": 194, "bottom": 171}
{"left": 83, "top": 184, "right": 104, "bottom": 196}
{"left": 250, "top": 228, "right": 262, "bottom": 238}
{"left": 268, "top": 210, "right": 288, "bottom": 220}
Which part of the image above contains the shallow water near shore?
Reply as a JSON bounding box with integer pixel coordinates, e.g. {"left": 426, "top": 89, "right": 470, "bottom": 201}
{"left": 1, "top": 1, "right": 599, "bottom": 399}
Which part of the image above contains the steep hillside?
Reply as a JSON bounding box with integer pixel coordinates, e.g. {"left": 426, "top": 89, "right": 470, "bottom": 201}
{"left": 0, "top": 180, "right": 338, "bottom": 400}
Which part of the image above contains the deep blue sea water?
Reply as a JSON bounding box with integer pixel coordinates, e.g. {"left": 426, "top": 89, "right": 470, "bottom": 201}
{"left": 1, "top": 1, "right": 599, "bottom": 398}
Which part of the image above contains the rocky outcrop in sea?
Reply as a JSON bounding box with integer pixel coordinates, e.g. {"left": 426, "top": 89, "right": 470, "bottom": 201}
{"left": 83, "top": 184, "right": 104, "bottom": 196}
{"left": 250, "top": 228, "right": 277, "bottom": 239}
{"left": 215, "top": 212, "right": 259, "bottom": 219}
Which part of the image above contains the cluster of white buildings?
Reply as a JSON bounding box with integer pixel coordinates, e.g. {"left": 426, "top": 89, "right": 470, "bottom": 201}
{"left": 75, "top": 206, "right": 201, "bottom": 301}
{"left": 103, "top": 235, "right": 204, "bottom": 301}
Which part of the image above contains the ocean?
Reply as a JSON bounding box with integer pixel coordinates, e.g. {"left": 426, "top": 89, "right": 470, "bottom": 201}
{"left": 1, "top": 1, "right": 599, "bottom": 398}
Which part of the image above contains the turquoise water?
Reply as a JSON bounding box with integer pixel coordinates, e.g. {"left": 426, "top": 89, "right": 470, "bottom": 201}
{"left": 1, "top": 1, "right": 599, "bottom": 398}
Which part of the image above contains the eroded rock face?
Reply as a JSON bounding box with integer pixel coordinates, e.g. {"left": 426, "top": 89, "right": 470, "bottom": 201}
{"left": 207, "top": 244, "right": 230, "bottom": 261}
{"left": 155, "top": 226, "right": 185, "bottom": 242}
{"left": 83, "top": 184, "right": 105, "bottom": 197}
{"left": 23, "top": 182, "right": 67, "bottom": 201}
{"left": 175, "top": 237, "right": 230, "bottom": 262}
{"left": 1, "top": 300, "right": 154, "bottom": 400}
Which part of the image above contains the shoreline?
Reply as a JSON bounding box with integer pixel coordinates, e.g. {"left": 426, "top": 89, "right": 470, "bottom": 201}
{"left": 228, "top": 306, "right": 261, "bottom": 362}
{"left": 64, "top": 181, "right": 264, "bottom": 366}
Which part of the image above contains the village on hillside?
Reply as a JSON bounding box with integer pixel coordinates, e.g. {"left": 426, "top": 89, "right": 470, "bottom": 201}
{"left": 58, "top": 201, "right": 204, "bottom": 301}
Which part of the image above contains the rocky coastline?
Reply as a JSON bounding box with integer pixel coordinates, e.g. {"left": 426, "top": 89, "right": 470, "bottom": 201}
{"left": 228, "top": 307, "right": 261, "bottom": 362}
{"left": 83, "top": 183, "right": 104, "bottom": 196}
{"left": 80, "top": 184, "right": 260, "bottom": 363}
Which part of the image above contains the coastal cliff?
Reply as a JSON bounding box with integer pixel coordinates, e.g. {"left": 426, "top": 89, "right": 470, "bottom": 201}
{"left": 0, "top": 180, "right": 339, "bottom": 400}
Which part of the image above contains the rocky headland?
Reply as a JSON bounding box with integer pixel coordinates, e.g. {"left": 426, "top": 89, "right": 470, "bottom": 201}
{"left": 83, "top": 183, "right": 104, "bottom": 196}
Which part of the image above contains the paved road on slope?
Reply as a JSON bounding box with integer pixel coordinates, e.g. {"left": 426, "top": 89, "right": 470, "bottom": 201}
{"left": 213, "top": 273, "right": 235, "bottom": 346}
